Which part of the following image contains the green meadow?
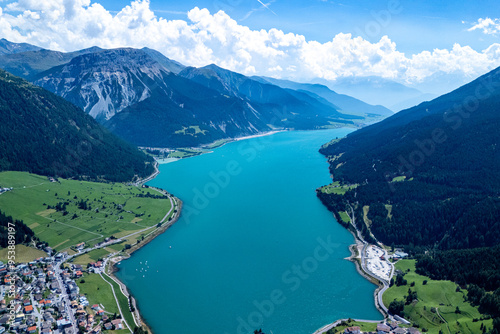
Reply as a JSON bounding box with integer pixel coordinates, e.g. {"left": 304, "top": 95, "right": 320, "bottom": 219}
{"left": 0, "top": 171, "right": 173, "bottom": 252}
{"left": 383, "top": 260, "right": 492, "bottom": 334}
{"left": 319, "top": 182, "right": 358, "bottom": 195}
{"left": 77, "top": 273, "right": 119, "bottom": 314}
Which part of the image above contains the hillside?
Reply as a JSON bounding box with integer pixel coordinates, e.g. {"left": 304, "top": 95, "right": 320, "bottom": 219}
{"left": 106, "top": 63, "right": 360, "bottom": 148}
{"left": 317, "top": 66, "right": 500, "bottom": 251}
{"left": 0, "top": 69, "right": 154, "bottom": 182}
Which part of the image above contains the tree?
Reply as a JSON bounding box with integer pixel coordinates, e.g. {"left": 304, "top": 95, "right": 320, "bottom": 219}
{"left": 388, "top": 300, "right": 405, "bottom": 316}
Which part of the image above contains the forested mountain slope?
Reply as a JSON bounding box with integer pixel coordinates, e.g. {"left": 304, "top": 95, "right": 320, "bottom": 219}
{"left": 0, "top": 69, "right": 153, "bottom": 182}
{"left": 317, "top": 66, "right": 500, "bottom": 251}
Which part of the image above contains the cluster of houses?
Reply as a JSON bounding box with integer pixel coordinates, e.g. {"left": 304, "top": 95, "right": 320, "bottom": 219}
{"left": 0, "top": 254, "right": 124, "bottom": 334}
{"left": 343, "top": 321, "right": 422, "bottom": 334}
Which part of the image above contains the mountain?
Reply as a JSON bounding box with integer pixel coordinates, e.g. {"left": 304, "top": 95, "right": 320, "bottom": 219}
{"left": 0, "top": 45, "right": 103, "bottom": 80}
{"left": 141, "top": 47, "right": 185, "bottom": 74}
{"left": 254, "top": 76, "right": 393, "bottom": 118}
{"left": 32, "top": 48, "right": 182, "bottom": 122}
{"left": 316, "top": 76, "right": 432, "bottom": 111}
{"left": 0, "top": 38, "right": 41, "bottom": 55}
{"left": 0, "top": 69, "right": 154, "bottom": 182}
{"left": 0, "top": 40, "right": 382, "bottom": 148}
{"left": 317, "top": 66, "right": 500, "bottom": 251}
{"left": 105, "top": 64, "right": 360, "bottom": 148}
{"left": 179, "top": 64, "right": 359, "bottom": 120}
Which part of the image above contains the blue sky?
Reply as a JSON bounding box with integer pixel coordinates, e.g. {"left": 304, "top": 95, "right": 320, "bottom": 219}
{"left": 0, "top": 0, "right": 499, "bottom": 89}
{"left": 96, "top": 0, "right": 500, "bottom": 55}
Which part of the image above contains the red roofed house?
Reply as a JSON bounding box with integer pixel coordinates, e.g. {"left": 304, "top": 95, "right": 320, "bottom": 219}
{"left": 111, "top": 319, "right": 122, "bottom": 330}
{"left": 24, "top": 305, "right": 34, "bottom": 314}
{"left": 28, "top": 326, "right": 37, "bottom": 333}
{"left": 344, "top": 326, "right": 361, "bottom": 334}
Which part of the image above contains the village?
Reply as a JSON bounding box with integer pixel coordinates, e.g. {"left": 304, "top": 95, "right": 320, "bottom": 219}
{"left": 0, "top": 246, "right": 128, "bottom": 334}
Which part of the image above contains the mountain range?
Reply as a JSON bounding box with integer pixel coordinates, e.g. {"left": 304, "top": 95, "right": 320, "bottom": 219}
{"left": 0, "top": 39, "right": 392, "bottom": 148}
{"left": 317, "top": 65, "right": 500, "bottom": 251}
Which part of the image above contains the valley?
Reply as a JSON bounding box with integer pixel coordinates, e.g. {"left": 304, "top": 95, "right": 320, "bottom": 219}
{"left": 0, "top": 3, "right": 499, "bottom": 332}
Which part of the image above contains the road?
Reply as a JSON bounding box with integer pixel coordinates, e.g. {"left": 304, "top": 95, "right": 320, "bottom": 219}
{"left": 99, "top": 272, "right": 132, "bottom": 332}
{"left": 54, "top": 255, "right": 77, "bottom": 333}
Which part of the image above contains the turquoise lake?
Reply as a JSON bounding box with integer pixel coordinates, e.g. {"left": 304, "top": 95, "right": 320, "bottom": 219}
{"left": 116, "top": 129, "right": 382, "bottom": 334}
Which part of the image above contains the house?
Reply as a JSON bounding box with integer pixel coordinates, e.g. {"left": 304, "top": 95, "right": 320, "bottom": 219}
{"left": 394, "top": 251, "right": 408, "bottom": 259}
{"left": 57, "top": 319, "right": 72, "bottom": 328}
{"left": 0, "top": 315, "right": 9, "bottom": 325}
{"left": 111, "top": 319, "right": 123, "bottom": 330}
{"left": 91, "top": 304, "right": 99, "bottom": 311}
{"left": 23, "top": 299, "right": 31, "bottom": 306}
{"left": 393, "top": 328, "right": 406, "bottom": 334}
{"left": 377, "top": 323, "right": 391, "bottom": 334}
{"left": 75, "top": 243, "right": 85, "bottom": 250}
{"left": 40, "top": 299, "right": 52, "bottom": 307}
{"left": 0, "top": 326, "right": 5, "bottom": 334}
{"left": 103, "top": 323, "right": 113, "bottom": 331}
{"left": 24, "top": 305, "right": 34, "bottom": 314}
{"left": 26, "top": 316, "right": 36, "bottom": 326}
{"left": 28, "top": 326, "right": 37, "bottom": 333}
{"left": 74, "top": 271, "right": 83, "bottom": 278}
{"left": 344, "top": 326, "right": 361, "bottom": 334}
{"left": 408, "top": 328, "right": 422, "bottom": 334}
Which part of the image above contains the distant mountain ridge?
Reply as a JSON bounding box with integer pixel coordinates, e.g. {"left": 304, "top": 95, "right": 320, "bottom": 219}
{"left": 315, "top": 76, "right": 435, "bottom": 111}
{"left": 0, "top": 69, "right": 154, "bottom": 182}
{"left": 255, "top": 76, "right": 393, "bottom": 117}
{"left": 0, "top": 38, "right": 42, "bottom": 55}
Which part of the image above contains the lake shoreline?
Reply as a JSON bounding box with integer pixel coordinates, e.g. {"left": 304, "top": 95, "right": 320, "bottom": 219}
{"left": 107, "top": 175, "right": 183, "bottom": 333}
{"left": 311, "top": 209, "right": 388, "bottom": 333}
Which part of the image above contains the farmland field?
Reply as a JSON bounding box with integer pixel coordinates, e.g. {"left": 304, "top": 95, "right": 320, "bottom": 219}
{"left": 0, "top": 172, "right": 174, "bottom": 252}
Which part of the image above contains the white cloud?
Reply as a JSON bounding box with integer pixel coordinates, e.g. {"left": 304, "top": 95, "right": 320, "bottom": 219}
{"left": 468, "top": 17, "right": 500, "bottom": 35}
{"left": 0, "top": 0, "right": 500, "bottom": 88}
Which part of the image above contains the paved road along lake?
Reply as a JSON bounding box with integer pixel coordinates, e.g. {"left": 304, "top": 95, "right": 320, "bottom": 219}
{"left": 116, "top": 129, "right": 382, "bottom": 334}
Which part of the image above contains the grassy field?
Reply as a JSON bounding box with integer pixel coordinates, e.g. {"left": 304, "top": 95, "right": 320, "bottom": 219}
{"left": 167, "top": 148, "right": 206, "bottom": 158}
{"left": 174, "top": 125, "right": 207, "bottom": 136}
{"left": 101, "top": 272, "right": 135, "bottom": 329}
{"left": 382, "top": 260, "right": 492, "bottom": 334}
{"left": 319, "top": 182, "right": 358, "bottom": 195}
{"left": 0, "top": 171, "right": 173, "bottom": 252}
{"left": 326, "top": 319, "right": 378, "bottom": 333}
{"left": 338, "top": 211, "right": 351, "bottom": 224}
{"left": 72, "top": 248, "right": 113, "bottom": 266}
{"left": 77, "top": 273, "right": 119, "bottom": 314}
{"left": 0, "top": 245, "right": 47, "bottom": 262}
